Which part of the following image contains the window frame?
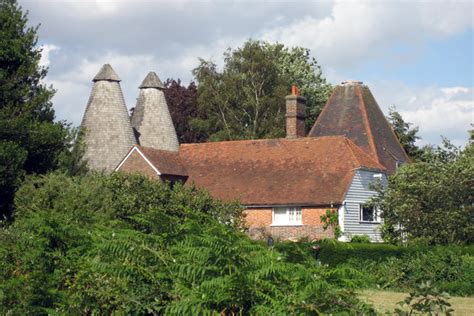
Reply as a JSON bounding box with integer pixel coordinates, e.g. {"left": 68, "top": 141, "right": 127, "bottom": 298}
{"left": 359, "top": 204, "right": 381, "bottom": 223}
{"left": 271, "top": 206, "right": 302, "bottom": 226}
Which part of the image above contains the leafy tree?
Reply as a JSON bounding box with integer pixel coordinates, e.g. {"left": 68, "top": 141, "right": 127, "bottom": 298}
{"left": 0, "top": 0, "right": 68, "bottom": 218}
{"left": 163, "top": 79, "right": 203, "bottom": 143}
{"left": 373, "top": 141, "right": 474, "bottom": 245}
{"left": 387, "top": 106, "right": 422, "bottom": 159}
{"left": 192, "top": 39, "right": 331, "bottom": 141}
{"left": 266, "top": 42, "right": 332, "bottom": 129}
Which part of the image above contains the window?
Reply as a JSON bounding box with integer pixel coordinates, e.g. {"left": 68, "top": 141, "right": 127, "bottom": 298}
{"left": 373, "top": 173, "right": 383, "bottom": 179}
{"left": 272, "top": 207, "right": 302, "bottom": 225}
{"left": 360, "top": 204, "right": 380, "bottom": 223}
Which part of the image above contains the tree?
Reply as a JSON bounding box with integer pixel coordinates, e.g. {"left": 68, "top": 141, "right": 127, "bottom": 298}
{"left": 163, "top": 79, "right": 203, "bottom": 143}
{"left": 387, "top": 106, "right": 422, "bottom": 159}
{"left": 0, "top": 0, "right": 68, "bottom": 218}
{"left": 373, "top": 140, "right": 474, "bottom": 245}
{"left": 192, "top": 40, "right": 332, "bottom": 141}
{"left": 265, "top": 42, "right": 332, "bottom": 129}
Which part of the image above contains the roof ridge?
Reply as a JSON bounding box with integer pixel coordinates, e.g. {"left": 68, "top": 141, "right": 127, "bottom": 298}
{"left": 344, "top": 138, "right": 361, "bottom": 170}
{"left": 355, "top": 85, "right": 379, "bottom": 163}
{"left": 364, "top": 87, "right": 411, "bottom": 163}
{"left": 179, "top": 135, "right": 348, "bottom": 147}
{"left": 138, "top": 145, "right": 179, "bottom": 154}
{"left": 344, "top": 138, "right": 386, "bottom": 170}
{"left": 308, "top": 85, "right": 339, "bottom": 136}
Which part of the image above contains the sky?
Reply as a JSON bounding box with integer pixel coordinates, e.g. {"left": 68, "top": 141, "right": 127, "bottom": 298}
{"left": 24, "top": 0, "right": 474, "bottom": 146}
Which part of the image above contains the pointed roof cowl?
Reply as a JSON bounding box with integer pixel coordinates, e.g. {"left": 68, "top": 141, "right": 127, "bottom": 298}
{"left": 139, "top": 71, "right": 165, "bottom": 89}
{"left": 93, "top": 64, "right": 121, "bottom": 82}
{"left": 308, "top": 81, "right": 409, "bottom": 175}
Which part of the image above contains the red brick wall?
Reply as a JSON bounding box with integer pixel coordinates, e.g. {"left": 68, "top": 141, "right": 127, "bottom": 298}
{"left": 117, "top": 150, "right": 160, "bottom": 180}
{"left": 244, "top": 207, "right": 335, "bottom": 241}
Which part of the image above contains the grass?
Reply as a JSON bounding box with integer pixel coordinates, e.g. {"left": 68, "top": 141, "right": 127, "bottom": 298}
{"left": 358, "top": 290, "right": 474, "bottom": 315}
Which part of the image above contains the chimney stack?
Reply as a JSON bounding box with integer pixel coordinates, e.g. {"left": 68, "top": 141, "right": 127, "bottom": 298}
{"left": 285, "top": 86, "right": 306, "bottom": 138}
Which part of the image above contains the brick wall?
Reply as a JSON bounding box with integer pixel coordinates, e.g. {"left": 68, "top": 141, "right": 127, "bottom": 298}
{"left": 244, "top": 207, "right": 335, "bottom": 241}
{"left": 117, "top": 150, "right": 160, "bottom": 180}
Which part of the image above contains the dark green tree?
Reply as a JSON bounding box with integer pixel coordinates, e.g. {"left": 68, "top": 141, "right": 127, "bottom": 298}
{"left": 0, "top": 0, "right": 68, "bottom": 218}
{"left": 387, "top": 106, "right": 422, "bottom": 160}
{"left": 192, "top": 40, "right": 331, "bottom": 141}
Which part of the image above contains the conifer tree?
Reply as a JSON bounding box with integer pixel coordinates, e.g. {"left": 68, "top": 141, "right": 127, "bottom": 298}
{"left": 0, "top": 0, "right": 67, "bottom": 218}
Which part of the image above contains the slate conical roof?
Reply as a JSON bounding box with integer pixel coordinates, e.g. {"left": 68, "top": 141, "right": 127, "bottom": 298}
{"left": 81, "top": 64, "right": 136, "bottom": 171}
{"left": 131, "top": 71, "right": 179, "bottom": 151}
{"left": 308, "top": 81, "right": 409, "bottom": 174}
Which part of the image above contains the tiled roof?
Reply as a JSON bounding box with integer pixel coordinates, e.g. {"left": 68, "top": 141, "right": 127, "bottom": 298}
{"left": 178, "top": 136, "right": 385, "bottom": 206}
{"left": 308, "top": 82, "right": 409, "bottom": 174}
{"left": 137, "top": 146, "right": 188, "bottom": 177}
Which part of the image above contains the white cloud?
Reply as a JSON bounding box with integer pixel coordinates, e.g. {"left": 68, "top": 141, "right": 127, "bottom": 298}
{"left": 26, "top": 0, "right": 472, "bottom": 147}
{"left": 39, "top": 44, "right": 59, "bottom": 68}
{"left": 370, "top": 82, "right": 474, "bottom": 147}
{"left": 261, "top": 0, "right": 473, "bottom": 73}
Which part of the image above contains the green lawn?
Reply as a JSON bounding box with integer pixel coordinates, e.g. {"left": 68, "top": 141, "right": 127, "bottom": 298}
{"left": 358, "top": 290, "right": 474, "bottom": 315}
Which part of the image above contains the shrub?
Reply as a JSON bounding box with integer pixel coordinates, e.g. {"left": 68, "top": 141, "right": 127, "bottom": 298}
{"left": 0, "top": 172, "right": 375, "bottom": 314}
{"left": 274, "top": 240, "right": 474, "bottom": 296}
{"left": 350, "top": 235, "right": 371, "bottom": 243}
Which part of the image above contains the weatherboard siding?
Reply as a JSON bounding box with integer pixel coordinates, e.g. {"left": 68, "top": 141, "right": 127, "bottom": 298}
{"left": 340, "top": 169, "right": 386, "bottom": 242}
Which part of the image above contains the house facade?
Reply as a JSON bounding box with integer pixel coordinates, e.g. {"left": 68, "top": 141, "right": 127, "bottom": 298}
{"left": 81, "top": 65, "right": 408, "bottom": 242}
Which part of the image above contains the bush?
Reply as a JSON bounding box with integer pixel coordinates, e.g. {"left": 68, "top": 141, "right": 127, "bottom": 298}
{"left": 350, "top": 235, "right": 371, "bottom": 243}
{"left": 0, "top": 172, "right": 375, "bottom": 314}
{"left": 275, "top": 240, "right": 474, "bottom": 296}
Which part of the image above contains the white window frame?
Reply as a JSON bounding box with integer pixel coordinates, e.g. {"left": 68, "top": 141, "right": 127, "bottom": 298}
{"left": 359, "top": 204, "right": 381, "bottom": 223}
{"left": 271, "top": 207, "right": 302, "bottom": 226}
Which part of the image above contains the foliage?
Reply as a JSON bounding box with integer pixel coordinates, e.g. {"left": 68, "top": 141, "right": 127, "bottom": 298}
{"left": 56, "top": 126, "right": 88, "bottom": 176}
{"left": 0, "top": 173, "right": 374, "bottom": 314}
{"left": 266, "top": 42, "right": 333, "bottom": 129}
{"left": 395, "top": 281, "right": 454, "bottom": 315}
{"left": 276, "top": 240, "right": 474, "bottom": 296}
{"left": 373, "top": 141, "right": 474, "bottom": 245}
{"left": 192, "top": 39, "right": 331, "bottom": 141}
{"left": 0, "top": 0, "right": 68, "bottom": 218}
{"left": 163, "top": 79, "right": 203, "bottom": 143}
{"left": 320, "top": 209, "right": 340, "bottom": 238}
{"left": 387, "top": 106, "right": 422, "bottom": 160}
{"left": 350, "top": 235, "right": 371, "bottom": 243}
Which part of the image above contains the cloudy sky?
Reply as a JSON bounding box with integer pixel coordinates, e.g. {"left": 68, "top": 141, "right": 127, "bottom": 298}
{"left": 25, "top": 0, "right": 473, "bottom": 146}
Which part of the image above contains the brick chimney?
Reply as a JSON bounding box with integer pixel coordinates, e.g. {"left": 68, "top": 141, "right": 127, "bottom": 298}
{"left": 285, "top": 86, "right": 306, "bottom": 138}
